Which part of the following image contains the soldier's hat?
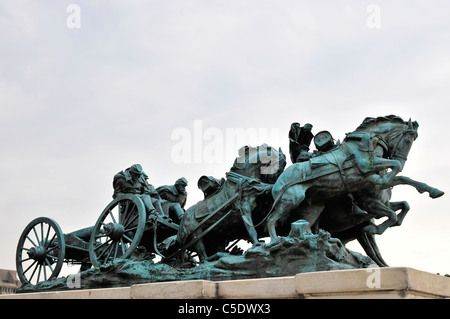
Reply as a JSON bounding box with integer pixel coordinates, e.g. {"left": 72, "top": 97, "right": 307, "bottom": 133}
{"left": 314, "top": 131, "right": 334, "bottom": 151}
{"left": 175, "top": 177, "right": 188, "bottom": 186}
{"left": 129, "top": 164, "right": 143, "bottom": 175}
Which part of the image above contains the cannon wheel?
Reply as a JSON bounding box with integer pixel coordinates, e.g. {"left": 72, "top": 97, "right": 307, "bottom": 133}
{"left": 16, "top": 217, "right": 65, "bottom": 285}
{"left": 89, "top": 194, "right": 146, "bottom": 267}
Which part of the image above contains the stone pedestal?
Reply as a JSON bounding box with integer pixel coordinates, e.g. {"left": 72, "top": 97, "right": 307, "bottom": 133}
{"left": 1, "top": 267, "right": 448, "bottom": 299}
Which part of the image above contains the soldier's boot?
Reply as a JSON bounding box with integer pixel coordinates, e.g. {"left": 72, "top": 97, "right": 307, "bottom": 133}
{"left": 347, "top": 193, "right": 368, "bottom": 216}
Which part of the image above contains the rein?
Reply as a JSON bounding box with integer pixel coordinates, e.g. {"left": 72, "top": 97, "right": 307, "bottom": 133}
{"left": 388, "top": 127, "right": 417, "bottom": 161}
{"left": 345, "top": 124, "right": 417, "bottom": 161}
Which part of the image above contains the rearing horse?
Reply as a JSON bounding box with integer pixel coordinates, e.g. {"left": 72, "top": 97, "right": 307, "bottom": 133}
{"left": 266, "top": 115, "right": 419, "bottom": 243}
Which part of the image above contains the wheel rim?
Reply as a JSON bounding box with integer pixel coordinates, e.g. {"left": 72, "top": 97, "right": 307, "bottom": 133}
{"left": 89, "top": 194, "right": 146, "bottom": 267}
{"left": 16, "top": 217, "right": 65, "bottom": 285}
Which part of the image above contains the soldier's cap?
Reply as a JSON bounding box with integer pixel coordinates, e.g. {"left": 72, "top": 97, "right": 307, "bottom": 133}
{"left": 314, "top": 131, "right": 334, "bottom": 148}
{"left": 175, "top": 177, "right": 188, "bottom": 186}
{"left": 129, "top": 164, "right": 143, "bottom": 175}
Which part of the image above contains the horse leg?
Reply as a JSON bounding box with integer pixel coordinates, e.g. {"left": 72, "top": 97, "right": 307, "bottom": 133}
{"left": 300, "top": 201, "right": 325, "bottom": 234}
{"left": 362, "top": 200, "right": 398, "bottom": 235}
{"left": 356, "top": 223, "right": 389, "bottom": 267}
{"left": 389, "top": 200, "right": 410, "bottom": 226}
{"left": 367, "top": 157, "right": 403, "bottom": 188}
{"left": 194, "top": 235, "right": 208, "bottom": 262}
{"left": 267, "top": 185, "right": 306, "bottom": 243}
{"left": 390, "top": 176, "right": 444, "bottom": 198}
{"left": 240, "top": 198, "right": 260, "bottom": 246}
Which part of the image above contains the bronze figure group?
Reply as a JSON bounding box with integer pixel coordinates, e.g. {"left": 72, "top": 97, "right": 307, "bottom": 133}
{"left": 16, "top": 115, "right": 444, "bottom": 286}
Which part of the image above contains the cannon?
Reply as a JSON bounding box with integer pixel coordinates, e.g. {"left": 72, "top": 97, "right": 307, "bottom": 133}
{"left": 16, "top": 194, "right": 179, "bottom": 286}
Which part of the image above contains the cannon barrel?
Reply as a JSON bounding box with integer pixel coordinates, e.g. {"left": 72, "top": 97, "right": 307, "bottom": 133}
{"left": 67, "top": 226, "right": 95, "bottom": 241}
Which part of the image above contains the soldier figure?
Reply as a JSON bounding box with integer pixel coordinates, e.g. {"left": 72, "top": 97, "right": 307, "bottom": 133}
{"left": 113, "top": 164, "right": 165, "bottom": 219}
{"left": 289, "top": 122, "right": 315, "bottom": 164}
{"left": 156, "top": 177, "right": 188, "bottom": 223}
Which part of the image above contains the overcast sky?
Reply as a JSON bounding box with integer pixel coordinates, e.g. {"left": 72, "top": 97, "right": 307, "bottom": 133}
{"left": 1, "top": 1, "right": 449, "bottom": 277}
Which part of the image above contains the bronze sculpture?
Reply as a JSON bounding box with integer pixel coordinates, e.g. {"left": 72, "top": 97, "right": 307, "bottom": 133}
{"left": 15, "top": 115, "right": 444, "bottom": 290}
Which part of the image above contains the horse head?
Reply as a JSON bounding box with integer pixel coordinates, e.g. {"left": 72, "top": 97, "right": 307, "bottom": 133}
{"left": 353, "top": 115, "right": 419, "bottom": 170}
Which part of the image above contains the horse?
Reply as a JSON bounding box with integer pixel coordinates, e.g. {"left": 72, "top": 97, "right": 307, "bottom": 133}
{"left": 266, "top": 115, "right": 422, "bottom": 243}
{"left": 315, "top": 185, "right": 408, "bottom": 267}
{"left": 319, "top": 165, "right": 444, "bottom": 266}
{"left": 176, "top": 144, "right": 286, "bottom": 261}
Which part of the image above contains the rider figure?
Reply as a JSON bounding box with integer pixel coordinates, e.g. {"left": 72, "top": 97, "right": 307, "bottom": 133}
{"left": 289, "top": 123, "right": 367, "bottom": 216}
{"left": 289, "top": 122, "right": 314, "bottom": 164}
{"left": 113, "top": 164, "right": 165, "bottom": 219}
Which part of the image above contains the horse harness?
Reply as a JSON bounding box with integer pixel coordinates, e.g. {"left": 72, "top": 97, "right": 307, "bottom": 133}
{"left": 152, "top": 173, "right": 261, "bottom": 259}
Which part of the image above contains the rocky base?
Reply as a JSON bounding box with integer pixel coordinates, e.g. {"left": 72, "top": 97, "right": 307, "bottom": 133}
{"left": 17, "top": 221, "right": 374, "bottom": 293}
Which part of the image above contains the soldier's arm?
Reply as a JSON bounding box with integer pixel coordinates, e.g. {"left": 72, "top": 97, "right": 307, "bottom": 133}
{"left": 144, "top": 182, "right": 162, "bottom": 200}
{"left": 112, "top": 177, "right": 126, "bottom": 198}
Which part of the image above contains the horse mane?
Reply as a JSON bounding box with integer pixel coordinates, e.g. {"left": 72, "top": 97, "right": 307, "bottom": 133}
{"left": 354, "top": 115, "right": 417, "bottom": 132}
{"left": 230, "top": 145, "right": 260, "bottom": 176}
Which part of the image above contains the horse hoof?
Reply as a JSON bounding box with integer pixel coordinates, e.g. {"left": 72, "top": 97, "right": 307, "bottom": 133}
{"left": 430, "top": 189, "right": 445, "bottom": 199}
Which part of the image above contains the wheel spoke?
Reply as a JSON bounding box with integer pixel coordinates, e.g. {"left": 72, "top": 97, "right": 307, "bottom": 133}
{"left": 40, "top": 223, "right": 44, "bottom": 246}
{"left": 45, "top": 254, "right": 58, "bottom": 263}
{"left": 124, "top": 225, "right": 138, "bottom": 232}
{"left": 120, "top": 239, "right": 126, "bottom": 255}
{"left": 108, "top": 209, "right": 117, "bottom": 224}
{"left": 122, "top": 234, "right": 133, "bottom": 243}
{"left": 46, "top": 245, "right": 59, "bottom": 253}
{"left": 42, "top": 263, "right": 47, "bottom": 281}
{"left": 124, "top": 213, "right": 138, "bottom": 229}
{"left": 104, "top": 243, "right": 115, "bottom": 261}
{"left": 45, "top": 258, "right": 54, "bottom": 273}
{"left": 44, "top": 223, "right": 51, "bottom": 246}
{"left": 23, "top": 260, "right": 38, "bottom": 275}
{"left": 96, "top": 246, "right": 109, "bottom": 260}
{"left": 26, "top": 235, "right": 38, "bottom": 248}
{"left": 29, "top": 262, "right": 39, "bottom": 282}
{"left": 119, "top": 201, "right": 130, "bottom": 224}
{"left": 114, "top": 242, "right": 119, "bottom": 259}
{"left": 36, "top": 264, "right": 42, "bottom": 283}
{"left": 44, "top": 232, "right": 57, "bottom": 250}
{"left": 94, "top": 238, "right": 113, "bottom": 251}
{"left": 123, "top": 206, "right": 137, "bottom": 228}
{"left": 19, "top": 257, "right": 33, "bottom": 263}
{"left": 95, "top": 239, "right": 114, "bottom": 260}
{"left": 32, "top": 226, "right": 41, "bottom": 246}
